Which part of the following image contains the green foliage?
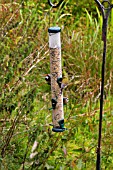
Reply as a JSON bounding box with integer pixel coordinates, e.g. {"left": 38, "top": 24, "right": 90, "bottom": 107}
{"left": 0, "top": 0, "right": 113, "bottom": 169}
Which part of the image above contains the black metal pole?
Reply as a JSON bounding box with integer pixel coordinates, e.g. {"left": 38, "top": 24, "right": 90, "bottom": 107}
{"left": 96, "top": 19, "right": 107, "bottom": 170}
{"left": 94, "top": 1, "right": 113, "bottom": 170}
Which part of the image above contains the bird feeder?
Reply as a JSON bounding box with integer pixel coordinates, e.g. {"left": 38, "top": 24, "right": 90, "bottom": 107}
{"left": 48, "top": 27, "right": 66, "bottom": 132}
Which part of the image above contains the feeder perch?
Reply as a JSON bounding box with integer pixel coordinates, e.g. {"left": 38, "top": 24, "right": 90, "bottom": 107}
{"left": 45, "top": 74, "right": 51, "bottom": 85}
{"left": 57, "top": 76, "right": 62, "bottom": 88}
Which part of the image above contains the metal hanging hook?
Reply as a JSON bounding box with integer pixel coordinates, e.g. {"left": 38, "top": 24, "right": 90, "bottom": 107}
{"left": 95, "top": 0, "right": 113, "bottom": 41}
{"left": 102, "top": 0, "right": 112, "bottom": 10}
{"left": 95, "top": 0, "right": 113, "bottom": 18}
{"left": 48, "top": 0, "right": 64, "bottom": 8}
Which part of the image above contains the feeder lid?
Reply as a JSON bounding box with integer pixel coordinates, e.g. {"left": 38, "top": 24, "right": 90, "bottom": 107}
{"left": 48, "top": 27, "right": 61, "bottom": 33}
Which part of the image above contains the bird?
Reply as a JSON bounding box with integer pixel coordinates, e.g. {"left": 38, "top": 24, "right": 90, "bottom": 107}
{"left": 60, "top": 77, "right": 68, "bottom": 93}
{"left": 45, "top": 74, "right": 68, "bottom": 92}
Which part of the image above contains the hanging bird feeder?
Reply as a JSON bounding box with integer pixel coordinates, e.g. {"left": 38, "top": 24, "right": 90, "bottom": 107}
{"left": 48, "top": 0, "right": 66, "bottom": 132}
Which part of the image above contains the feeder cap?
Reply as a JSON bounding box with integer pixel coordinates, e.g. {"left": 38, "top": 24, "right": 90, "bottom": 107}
{"left": 48, "top": 27, "right": 61, "bottom": 33}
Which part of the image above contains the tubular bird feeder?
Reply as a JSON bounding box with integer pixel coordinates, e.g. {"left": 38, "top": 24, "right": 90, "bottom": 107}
{"left": 48, "top": 1, "right": 66, "bottom": 132}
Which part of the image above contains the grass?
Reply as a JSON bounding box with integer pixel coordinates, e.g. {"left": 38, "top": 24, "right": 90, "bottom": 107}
{"left": 0, "top": 0, "right": 113, "bottom": 169}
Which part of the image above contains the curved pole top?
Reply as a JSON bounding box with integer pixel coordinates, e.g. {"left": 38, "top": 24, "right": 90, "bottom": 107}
{"left": 48, "top": 0, "right": 64, "bottom": 8}
{"left": 95, "top": 0, "right": 113, "bottom": 17}
{"left": 95, "top": 0, "right": 112, "bottom": 8}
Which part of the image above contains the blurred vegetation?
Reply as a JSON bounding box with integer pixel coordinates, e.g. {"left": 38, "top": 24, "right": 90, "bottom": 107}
{"left": 0, "top": 0, "right": 113, "bottom": 169}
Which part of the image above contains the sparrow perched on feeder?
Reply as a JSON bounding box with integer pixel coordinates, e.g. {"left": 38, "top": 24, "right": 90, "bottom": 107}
{"left": 45, "top": 74, "right": 51, "bottom": 85}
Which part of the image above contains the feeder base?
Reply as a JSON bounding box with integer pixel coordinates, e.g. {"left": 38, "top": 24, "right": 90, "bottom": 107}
{"left": 52, "top": 127, "right": 66, "bottom": 132}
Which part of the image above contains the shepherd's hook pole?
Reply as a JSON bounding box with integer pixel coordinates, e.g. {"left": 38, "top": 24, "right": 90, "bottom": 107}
{"left": 94, "top": 0, "right": 113, "bottom": 169}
